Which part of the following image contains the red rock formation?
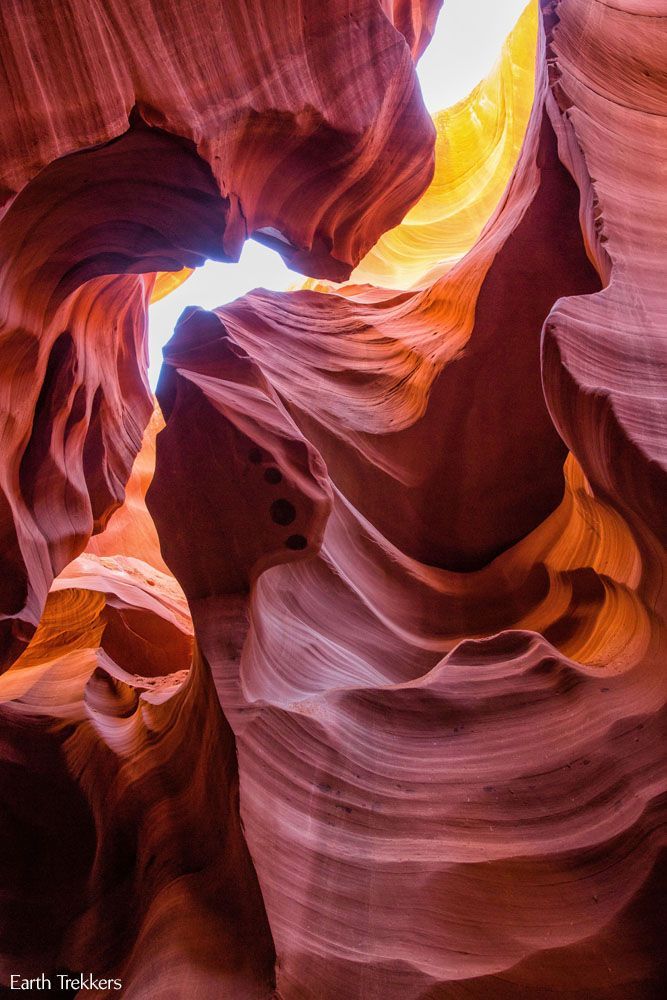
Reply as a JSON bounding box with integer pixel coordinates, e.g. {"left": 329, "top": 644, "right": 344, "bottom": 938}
{"left": 0, "top": 556, "right": 275, "bottom": 997}
{"left": 381, "top": 0, "right": 443, "bottom": 57}
{"left": 541, "top": 0, "right": 667, "bottom": 546}
{"left": 86, "top": 410, "right": 171, "bottom": 576}
{"left": 2, "top": 0, "right": 666, "bottom": 997}
{"left": 144, "top": 3, "right": 666, "bottom": 997}
{"left": 0, "top": 0, "right": 436, "bottom": 668}
{"left": 0, "top": 0, "right": 436, "bottom": 276}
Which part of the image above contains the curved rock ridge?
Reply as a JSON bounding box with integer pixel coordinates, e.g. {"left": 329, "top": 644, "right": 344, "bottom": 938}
{"left": 541, "top": 0, "right": 667, "bottom": 546}
{"left": 0, "top": 2, "right": 438, "bottom": 669}
{"left": 1, "top": 0, "right": 666, "bottom": 996}
{"left": 348, "top": 0, "right": 540, "bottom": 288}
{"left": 143, "top": 3, "right": 667, "bottom": 996}
{"left": 0, "top": 0, "right": 437, "bottom": 278}
{"left": 150, "top": 335, "right": 666, "bottom": 996}
{"left": 381, "top": 0, "right": 443, "bottom": 58}
{"left": 177, "top": 111, "right": 601, "bottom": 573}
{"left": 0, "top": 123, "right": 217, "bottom": 667}
{"left": 149, "top": 312, "right": 333, "bottom": 597}
{"left": 85, "top": 409, "right": 171, "bottom": 577}
{"left": 0, "top": 554, "right": 275, "bottom": 998}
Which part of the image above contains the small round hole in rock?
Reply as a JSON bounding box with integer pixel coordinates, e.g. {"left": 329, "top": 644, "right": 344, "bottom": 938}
{"left": 270, "top": 498, "right": 296, "bottom": 525}
{"left": 285, "top": 534, "right": 307, "bottom": 550}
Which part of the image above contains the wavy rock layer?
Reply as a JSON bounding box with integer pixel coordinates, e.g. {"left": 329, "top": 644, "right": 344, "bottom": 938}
{"left": 1, "top": 0, "right": 666, "bottom": 998}
{"left": 0, "top": 0, "right": 436, "bottom": 276}
{"left": 541, "top": 0, "right": 667, "bottom": 545}
{"left": 86, "top": 410, "right": 170, "bottom": 576}
{"left": 349, "top": 0, "right": 539, "bottom": 288}
{"left": 0, "top": 551, "right": 276, "bottom": 998}
{"left": 145, "top": 3, "right": 667, "bottom": 997}
{"left": 0, "top": 0, "right": 436, "bottom": 669}
{"left": 171, "top": 113, "right": 600, "bottom": 574}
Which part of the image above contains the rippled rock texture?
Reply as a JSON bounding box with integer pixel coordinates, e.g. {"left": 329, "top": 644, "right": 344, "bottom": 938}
{"left": 0, "top": 0, "right": 436, "bottom": 667}
{"left": 1, "top": 0, "right": 666, "bottom": 997}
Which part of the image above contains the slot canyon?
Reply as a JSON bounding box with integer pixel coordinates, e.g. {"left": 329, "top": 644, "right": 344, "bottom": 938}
{"left": 0, "top": 1, "right": 665, "bottom": 997}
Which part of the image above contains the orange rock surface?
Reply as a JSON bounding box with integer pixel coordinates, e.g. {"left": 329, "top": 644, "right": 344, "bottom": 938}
{"left": 0, "top": 0, "right": 436, "bottom": 666}
{"left": 1, "top": 1, "right": 666, "bottom": 997}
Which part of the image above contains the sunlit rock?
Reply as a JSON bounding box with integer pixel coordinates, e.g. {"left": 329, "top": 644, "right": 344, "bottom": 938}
{"left": 1, "top": 1, "right": 665, "bottom": 997}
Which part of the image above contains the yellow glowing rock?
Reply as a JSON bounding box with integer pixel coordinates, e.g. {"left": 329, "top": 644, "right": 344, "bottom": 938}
{"left": 150, "top": 267, "right": 194, "bottom": 303}
{"left": 336, "top": 2, "right": 538, "bottom": 290}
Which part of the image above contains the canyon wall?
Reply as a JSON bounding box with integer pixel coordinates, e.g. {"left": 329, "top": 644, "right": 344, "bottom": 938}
{"left": 1, "top": 1, "right": 665, "bottom": 997}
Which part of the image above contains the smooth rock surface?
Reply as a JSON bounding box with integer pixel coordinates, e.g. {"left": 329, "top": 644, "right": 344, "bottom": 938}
{"left": 146, "top": 3, "right": 666, "bottom": 996}
{"left": 1, "top": 1, "right": 666, "bottom": 997}
{"left": 0, "top": 0, "right": 436, "bottom": 668}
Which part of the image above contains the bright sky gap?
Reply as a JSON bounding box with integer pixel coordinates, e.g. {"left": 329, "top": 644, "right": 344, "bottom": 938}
{"left": 148, "top": 0, "right": 530, "bottom": 388}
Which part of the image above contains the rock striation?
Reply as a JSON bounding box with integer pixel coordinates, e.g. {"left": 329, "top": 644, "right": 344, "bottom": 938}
{"left": 0, "top": 553, "right": 276, "bottom": 997}
{"left": 146, "top": 2, "right": 667, "bottom": 996}
{"left": 1, "top": 0, "right": 666, "bottom": 998}
{"left": 0, "top": 0, "right": 436, "bottom": 668}
{"left": 347, "top": 0, "right": 540, "bottom": 288}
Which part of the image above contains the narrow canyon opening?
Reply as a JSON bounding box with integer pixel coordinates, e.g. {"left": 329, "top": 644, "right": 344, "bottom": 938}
{"left": 1, "top": 1, "right": 665, "bottom": 998}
